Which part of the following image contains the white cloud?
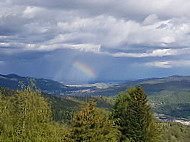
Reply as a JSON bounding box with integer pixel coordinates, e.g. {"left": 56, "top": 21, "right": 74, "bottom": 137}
{"left": 22, "top": 43, "right": 101, "bottom": 53}
{"left": 47, "top": 15, "right": 190, "bottom": 49}
{"left": 1, "top": 0, "right": 190, "bottom": 61}
{"left": 0, "top": 42, "right": 10, "bottom": 47}
{"left": 1, "top": 0, "right": 190, "bottom": 81}
{"left": 145, "top": 61, "right": 171, "bottom": 68}
{"left": 0, "top": 61, "right": 4, "bottom": 64}
{"left": 145, "top": 60, "right": 190, "bottom": 68}
{"left": 22, "top": 6, "right": 43, "bottom": 19}
{"left": 7, "top": 0, "right": 190, "bottom": 20}
{"left": 107, "top": 48, "right": 177, "bottom": 58}
{"left": 143, "top": 14, "right": 159, "bottom": 25}
{"left": 105, "top": 47, "right": 190, "bottom": 58}
{"left": 159, "top": 36, "right": 175, "bottom": 44}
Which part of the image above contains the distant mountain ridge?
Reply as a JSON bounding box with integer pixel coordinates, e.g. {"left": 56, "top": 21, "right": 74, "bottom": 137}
{"left": 137, "top": 75, "right": 190, "bottom": 94}
{"left": 85, "top": 75, "right": 190, "bottom": 120}
{"left": 0, "top": 74, "right": 24, "bottom": 79}
{"left": 0, "top": 73, "right": 82, "bottom": 95}
{"left": 1, "top": 73, "right": 190, "bottom": 96}
{"left": 84, "top": 75, "right": 190, "bottom": 96}
{"left": 1, "top": 73, "right": 190, "bottom": 119}
{"left": 1, "top": 73, "right": 190, "bottom": 120}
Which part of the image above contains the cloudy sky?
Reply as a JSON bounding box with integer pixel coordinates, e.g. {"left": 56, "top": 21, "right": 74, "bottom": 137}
{"left": 1, "top": 0, "right": 190, "bottom": 83}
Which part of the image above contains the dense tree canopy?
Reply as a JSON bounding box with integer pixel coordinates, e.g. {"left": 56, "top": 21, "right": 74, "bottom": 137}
{"left": 112, "top": 86, "right": 161, "bottom": 142}
{"left": 69, "top": 101, "right": 121, "bottom": 142}
{"left": 0, "top": 87, "right": 66, "bottom": 142}
{"left": 0, "top": 85, "right": 176, "bottom": 142}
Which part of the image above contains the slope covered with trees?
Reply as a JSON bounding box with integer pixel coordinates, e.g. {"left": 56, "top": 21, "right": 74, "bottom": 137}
{"left": 1, "top": 73, "right": 190, "bottom": 121}
{"left": 69, "top": 101, "right": 121, "bottom": 141}
{"left": 0, "top": 87, "right": 68, "bottom": 141}
{"left": 0, "top": 85, "right": 121, "bottom": 141}
{"left": 0, "top": 85, "right": 189, "bottom": 141}
{"left": 0, "top": 74, "right": 92, "bottom": 95}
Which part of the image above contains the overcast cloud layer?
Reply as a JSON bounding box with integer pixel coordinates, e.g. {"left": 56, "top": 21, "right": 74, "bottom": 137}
{"left": 1, "top": 0, "right": 190, "bottom": 82}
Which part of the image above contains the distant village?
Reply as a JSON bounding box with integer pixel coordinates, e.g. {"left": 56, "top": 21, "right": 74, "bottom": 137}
{"left": 156, "top": 114, "right": 190, "bottom": 125}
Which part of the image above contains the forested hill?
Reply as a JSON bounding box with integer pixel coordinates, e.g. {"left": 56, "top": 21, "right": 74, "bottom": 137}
{"left": 1, "top": 85, "right": 190, "bottom": 141}
{"left": 137, "top": 75, "right": 190, "bottom": 94}
{"left": 84, "top": 75, "right": 190, "bottom": 97}
{"left": 0, "top": 74, "right": 92, "bottom": 95}
{"left": 1, "top": 74, "right": 190, "bottom": 97}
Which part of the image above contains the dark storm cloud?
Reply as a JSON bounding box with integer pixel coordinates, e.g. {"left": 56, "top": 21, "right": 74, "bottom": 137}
{"left": 1, "top": 0, "right": 190, "bottom": 81}
{"left": 1, "top": 0, "right": 190, "bottom": 53}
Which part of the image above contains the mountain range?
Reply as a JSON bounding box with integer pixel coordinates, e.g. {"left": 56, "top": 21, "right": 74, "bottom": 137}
{"left": 0, "top": 74, "right": 94, "bottom": 95}
{"left": 1, "top": 73, "right": 190, "bottom": 96}
{"left": 0, "top": 73, "right": 190, "bottom": 119}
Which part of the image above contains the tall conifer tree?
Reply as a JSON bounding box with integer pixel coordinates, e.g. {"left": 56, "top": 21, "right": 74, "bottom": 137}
{"left": 70, "top": 101, "right": 121, "bottom": 142}
{"left": 112, "top": 86, "right": 160, "bottom": 142}
{"left": 0, "top": 86, "right": 60, "bottom": 142}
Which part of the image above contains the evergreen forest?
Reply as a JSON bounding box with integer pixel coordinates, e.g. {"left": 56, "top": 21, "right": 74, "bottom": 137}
{"left": 0, "top": 85, "right": 190, "bottom": 142}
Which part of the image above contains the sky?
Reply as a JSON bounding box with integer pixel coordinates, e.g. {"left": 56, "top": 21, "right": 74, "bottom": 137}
{"left": 1, "top": 0, "right": 190, "bottom": 83}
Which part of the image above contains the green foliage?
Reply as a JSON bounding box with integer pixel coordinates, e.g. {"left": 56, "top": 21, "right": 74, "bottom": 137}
{"left": 43, "top": 95, "right": 81, "bottom": 123}
{"left": 0, "top": 86, "right": 116, "bottom": 123}
{"left": 12, "top": 87, "right": 52, "bottom": 141}
{"left": 112, "top": 86, "right": 161, "bottom": 142}
{"left": 1, "top": 85, "right": 190, "bottom": 141}
{"left": 73, "top": 96, "right": 115, "bottom": 110}
{"left": 0, "top": 74, "right": 69, "bottom": 95}
{"left": 0, "top": 86, "right": 15, "bottom": 97}
{"left": 0, "top": 86, "right": 122, "bottom": 141}
{"left": 159, "top": 122, "right": 190, "bottom": 142}
{"left": 69, "top": 101, "right": 121, "bottom": 142}
{"left": 0, "top": 86, "right": 68, "bottom": 142}
{"left": 149, "top": 90, "right": 190, "bottom": 119}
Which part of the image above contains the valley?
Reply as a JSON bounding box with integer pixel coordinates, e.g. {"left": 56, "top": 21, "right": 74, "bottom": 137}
{"left": 1, "top": 73, "right": 190, "bottom": 121}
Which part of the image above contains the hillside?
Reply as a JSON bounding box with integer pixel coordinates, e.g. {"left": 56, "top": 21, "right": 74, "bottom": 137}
{"left": 1, "top": 85, "right": 190, "bottom": 142}
{"left": 0, "top": 74, "right": 94, "bottom": 95}
{"left": 137, "top": 76, "right": 190, "bottom": 120}
{"left": 87, "top": 76, "right": 190, "bottom": 120}
{"left": 84, "top": 76, "right": 190, "bottom": 97}
{"left": 0, "top": 86, "right": 113, "bottom": 123}
{"left": 70, "top": 75, "right": 190, "bottom": 120}
{"left": 1, "top": 73, "right": 190, "bottom": 97}
{"left": 1, "top": 74, "right": 190, "bottom": 120}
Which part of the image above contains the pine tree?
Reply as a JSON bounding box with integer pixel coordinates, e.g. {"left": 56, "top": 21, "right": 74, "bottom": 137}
{"left": 0, "top": 92, "right": 15, "bottom": 141}
{"left": 13, "top": 87, "right": 52, "bottom": 141}
{"left": 112, "top": 86, "right": 161, "bottom": 142}
{"left": 69, "top": 101, "right": 121, "bottom": 142}
{"left": 0, "top": 86, "right": 59, "bottom": 142}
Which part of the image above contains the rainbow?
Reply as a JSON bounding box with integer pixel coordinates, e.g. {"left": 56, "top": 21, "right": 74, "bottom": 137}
{"left": 73, "top": 61, "right": 96, "bottom": 78}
